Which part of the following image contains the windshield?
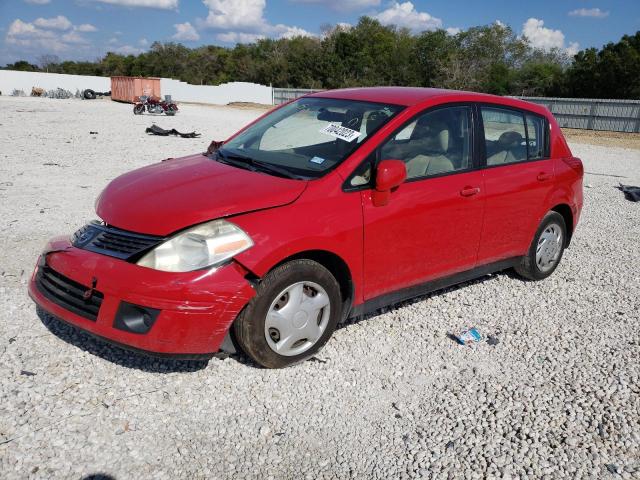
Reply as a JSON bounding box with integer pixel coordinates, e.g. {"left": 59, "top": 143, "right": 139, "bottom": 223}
{"left": 218, "top": 97, "right": 404, "bottom": 178}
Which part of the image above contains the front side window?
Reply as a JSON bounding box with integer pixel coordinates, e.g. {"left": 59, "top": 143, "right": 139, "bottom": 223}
{"left": 219, "top": 97, "right": 403, "bottom": 179}
{"left": 377, "top": 105, "right": 473, "bottom": 181}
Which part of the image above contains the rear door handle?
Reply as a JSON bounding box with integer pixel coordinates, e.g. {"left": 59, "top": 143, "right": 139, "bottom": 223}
{"left": 460, "top": 186, "right": 480, "bottom": 197}
{"left": 537, "top": 172, "right": 552, "bottom": 182}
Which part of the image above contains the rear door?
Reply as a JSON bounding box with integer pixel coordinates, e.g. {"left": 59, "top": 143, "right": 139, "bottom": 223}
{"left": 477, "top": 105, "right": 555, "bottom": 263}
{"left": 356, "top": 104, "right": 486, "bottom": 300}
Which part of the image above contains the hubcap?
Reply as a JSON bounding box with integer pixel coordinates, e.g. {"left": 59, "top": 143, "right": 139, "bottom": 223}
{"left": 536, "top": 223, "right": 563, "bottom": 273}
{"left": 264, "top": 281, "right": 330, "bottom": 357}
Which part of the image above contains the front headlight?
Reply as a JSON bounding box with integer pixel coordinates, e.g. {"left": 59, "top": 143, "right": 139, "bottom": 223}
{"left": 137, "top": 219, "right": 253, "bottom": 272}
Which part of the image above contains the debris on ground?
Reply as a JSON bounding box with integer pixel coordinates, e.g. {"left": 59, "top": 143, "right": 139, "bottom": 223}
{"left": 20, "top": 370, "right": 36, "bottom": 377}
{"left": 30, "top": 87, "right": 45, "bottom": 97}
{"left": 83, "top": 89, "right": 111, "bottom": 100}
{"left": 451, "top": 327, "right": 483, "bottom": 345}
{"left": 10, "top": 89, "right": 25, "bottom": 97}
{"left": 145, "top": 124, "right": 200, "bottom": 138}
{"left": 617, "top": 184, "right": 640, "bottom": 202}
{"left": 45, "top": 88, "right": 73, "bottom": 99}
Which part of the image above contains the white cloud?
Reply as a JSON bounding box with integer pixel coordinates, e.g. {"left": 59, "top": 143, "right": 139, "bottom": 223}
{"left": 77, "top": 24, "right": 98, "bottom": 32}
{"left": 446, "top": 27, "right": 461, "bottom": 35}
{"left": 569, "top": 8, "right": 609, "bottom": 18}
{"left": 201, "top": 0, "right": 314, "bottom": 44}
{"left": 274, "top": 25, "right": 316, "bottom": 39}
{"left": 6, "top": 19, "right": 68, "bottom": 53}
{"left": 216, "top": 31, "right": 265, "bottom": 43}
{"left": 34, "top": 16, "right": 73, "bottom": 31}
{"left": 203, "top": 0, "right": 266, "bottom": 29}
{"left": 5, "top": 17, "right": 97, "bottom": 55}
{"left": 566, "top": 41, "right": 580, "bottom": 56}
{"left": 522, "top": 18, "right": 579, "bottom": 55}
{"left": 172, "top": 22, "right": 200, "bottom": 41}
{"left": 374, "top": 1, "right": 442, "bottom": 32}
{"left": 24, "top": 0, "right": 51, "bottom": 4}
{"left": 91, "top": 0, "right": 178, "bottom": 9}
{"left": 291, "top": 0, "right": 380, "bottom": 11}
{"left": 114, "top": 44, "right": 145, "bottom": 54}
{"left": 61, "top": 31, "right": 89, "bottom": 44}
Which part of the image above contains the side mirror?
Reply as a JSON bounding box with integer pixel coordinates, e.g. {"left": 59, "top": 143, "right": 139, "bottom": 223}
{"left": 372, "top": 159, "right": 406, "bottom": 207}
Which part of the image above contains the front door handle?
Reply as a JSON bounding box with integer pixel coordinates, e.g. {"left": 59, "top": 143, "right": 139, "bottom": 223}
{"left": 537, "top": 172, "right": 552, "bottom": 182}
{"left": 460, "top": 186, "right": 480, "bottom": 197}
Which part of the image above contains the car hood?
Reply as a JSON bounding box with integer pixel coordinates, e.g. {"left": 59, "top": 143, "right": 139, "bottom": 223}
{"left": 96, "top": 153, "right": 307, "bottom": 236}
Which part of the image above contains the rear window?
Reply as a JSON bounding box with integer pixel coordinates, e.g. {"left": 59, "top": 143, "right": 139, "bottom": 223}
{"left": 481, "top": 106, "right": 549, "bottom": 166}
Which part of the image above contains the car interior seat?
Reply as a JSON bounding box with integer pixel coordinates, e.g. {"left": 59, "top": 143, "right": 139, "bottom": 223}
{"left": 404, "top": 119, "right": 455, "bottom": 178}
{"left": 486, "top": 131, "right": 526, "bottom": 165}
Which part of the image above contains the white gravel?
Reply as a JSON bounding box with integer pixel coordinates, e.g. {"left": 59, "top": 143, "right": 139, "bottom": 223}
{"left": 0, "top": 96, "right": 639, "bottom": 479}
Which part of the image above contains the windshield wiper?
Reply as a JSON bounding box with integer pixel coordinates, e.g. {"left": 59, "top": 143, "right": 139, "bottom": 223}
{"left": 216, "top": 149, "right": 303, "bottom": 180}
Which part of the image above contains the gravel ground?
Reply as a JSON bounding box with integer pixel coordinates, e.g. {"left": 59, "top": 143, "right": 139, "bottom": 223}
{"left": 0, "top": 97, "right": 639, "bottom": 479}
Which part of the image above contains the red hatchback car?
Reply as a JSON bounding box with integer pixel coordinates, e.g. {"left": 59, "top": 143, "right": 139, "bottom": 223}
{"left": 29, "top": 87, "right": 583, "bottom": 368}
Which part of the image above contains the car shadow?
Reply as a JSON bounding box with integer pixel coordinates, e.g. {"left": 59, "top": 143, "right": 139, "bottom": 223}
{"left": 337, "top": 269, "right": 508, "bottom": 329}
{"left": 37, "top": 307, "right": 211, "bottom": 373}
{"left": 37, "top": 269, "right": 515, "bottom": 371}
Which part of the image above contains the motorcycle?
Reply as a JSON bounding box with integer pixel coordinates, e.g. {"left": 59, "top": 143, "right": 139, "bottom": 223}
{"left": 133, "top": 95, "right": 178, "bottom": 116}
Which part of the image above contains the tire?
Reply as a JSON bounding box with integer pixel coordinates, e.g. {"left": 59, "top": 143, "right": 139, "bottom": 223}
{"left": 133, "top": 104, "right": 144, "bottom": 115}
{"left": 514, "top": 211, "right": 567, "bottom": 281}
{"left": 233, "top": 259, "right": 342, "bottom": 368}
{"left": 83, "top": 89, "right": 96, "bottom": 100}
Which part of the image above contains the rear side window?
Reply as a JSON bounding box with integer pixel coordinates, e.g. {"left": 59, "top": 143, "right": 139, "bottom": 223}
{"left": 525, "top": 114, "right": 548, "bottom": 160}
{"left": 481, "top": 107, "right": 527, "bottom": 165}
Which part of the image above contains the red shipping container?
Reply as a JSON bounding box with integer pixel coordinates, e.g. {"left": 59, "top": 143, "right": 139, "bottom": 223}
{"left": 110, "top": 76, "right": 161, "bottom": 103}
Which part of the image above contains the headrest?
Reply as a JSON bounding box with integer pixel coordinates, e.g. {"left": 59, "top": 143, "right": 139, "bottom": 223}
{"left": 497, "top": 131, "right": 523, "bottom": 148}
{"left": 413, "top": 119, "right": 449, "bottom": 153}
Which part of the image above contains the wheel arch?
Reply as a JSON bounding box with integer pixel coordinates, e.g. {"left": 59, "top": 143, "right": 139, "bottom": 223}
{"left": 268, "top": 250, "right": 355, "bottom": 321}
{"left": 551, "top": 203, "right": 574, "bottom": 246}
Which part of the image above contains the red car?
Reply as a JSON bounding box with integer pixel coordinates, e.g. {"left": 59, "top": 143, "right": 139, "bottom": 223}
{"left": 29, "top": 87, "right": 583, "bottom": 368}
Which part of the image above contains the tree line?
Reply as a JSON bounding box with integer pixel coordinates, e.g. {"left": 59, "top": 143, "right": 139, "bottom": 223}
{"left": 4, "top": 18, "right": 640, "bottom": 99}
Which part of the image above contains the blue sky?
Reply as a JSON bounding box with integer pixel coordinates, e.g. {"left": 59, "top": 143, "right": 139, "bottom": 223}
{"left": 1, "top": 1, "right": 638, "bottom": 65}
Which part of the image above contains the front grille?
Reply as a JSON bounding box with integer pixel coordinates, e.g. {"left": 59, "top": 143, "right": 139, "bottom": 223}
{"left": 72, "top": 222, "right": 163, "bottom": 261}
{"left": 36, "top": 263, "right": 103, "bottom": 321}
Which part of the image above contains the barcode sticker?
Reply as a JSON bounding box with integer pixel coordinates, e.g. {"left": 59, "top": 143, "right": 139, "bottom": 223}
{"left": 319, "top": 123, "right": 361, "bottom": 142}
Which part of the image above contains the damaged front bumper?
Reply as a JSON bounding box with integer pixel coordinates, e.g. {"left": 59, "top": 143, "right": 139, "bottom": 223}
{"left": 28, "top": 236, "right": 256, "bottom": 357}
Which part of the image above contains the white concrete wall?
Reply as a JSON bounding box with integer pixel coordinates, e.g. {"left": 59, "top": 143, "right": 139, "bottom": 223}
{"left": 0, "top": 70, "right": 274, "bottom": 105}
{"left": 0, "top": 70, "right": 110, "bottom": 94}
{"left": 160, "top": 78, "right": 273, "bottom": 105}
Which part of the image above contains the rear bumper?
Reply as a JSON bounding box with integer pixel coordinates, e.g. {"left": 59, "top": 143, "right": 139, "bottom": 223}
{"left": 29, "top": 236, "right": 256, "bottom": 355}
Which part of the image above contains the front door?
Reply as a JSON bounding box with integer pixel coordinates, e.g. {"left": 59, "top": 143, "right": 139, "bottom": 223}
{"left": 359, "top": 104, "right": 485, "bottom": 300}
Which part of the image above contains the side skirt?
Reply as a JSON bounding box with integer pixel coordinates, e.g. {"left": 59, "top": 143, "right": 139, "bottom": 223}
{"left": 349, "top": 257, "right": 521, "bottom": 318}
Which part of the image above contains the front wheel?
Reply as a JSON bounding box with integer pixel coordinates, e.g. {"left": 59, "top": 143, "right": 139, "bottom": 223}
{"left": 133, "top": 104, "right": 144, "bottom": 115}
{"left": 233, "top": 259, "right": 342, "bottom": 368}
{"left": 514, "top": 211, "right": 567, "bottom": 280}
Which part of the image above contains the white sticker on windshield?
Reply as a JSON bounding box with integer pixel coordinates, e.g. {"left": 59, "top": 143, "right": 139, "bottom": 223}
{"left": 309, "top": 156, "right": 325, "bottom": 164}
{"left": 319, "top": 123, "right": 361, "bottom": 142}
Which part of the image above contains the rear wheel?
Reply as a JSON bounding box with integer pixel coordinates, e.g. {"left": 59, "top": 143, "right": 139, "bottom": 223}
{"left": 515, "top": 211, "right": 567, "bottom": 280}
{"left": 233, "top": 259, "right": 342, "bottom": 368}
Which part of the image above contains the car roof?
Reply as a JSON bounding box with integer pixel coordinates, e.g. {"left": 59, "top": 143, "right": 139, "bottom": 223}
{"left": 308, "top": 87, "right": 549, "bottom": 116}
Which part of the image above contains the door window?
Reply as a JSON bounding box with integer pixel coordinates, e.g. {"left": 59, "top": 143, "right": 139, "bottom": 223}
{"left": 525, "top": 114, "right": 548, "bottom": 160}
{"left": 481, "top": 107, "right": 528, "bottom": 165}
{"left": 378, "top": 106, "right": 473, "bottom": 180}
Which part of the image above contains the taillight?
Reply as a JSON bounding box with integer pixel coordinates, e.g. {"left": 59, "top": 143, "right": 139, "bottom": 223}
{"left": 562, "top": 157, "right": 583, "bottom": 177}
